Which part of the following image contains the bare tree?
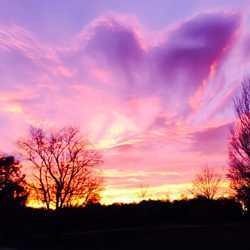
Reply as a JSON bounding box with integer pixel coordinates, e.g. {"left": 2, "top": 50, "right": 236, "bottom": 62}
{"left": 228, "top": 79, "right": 250, "bottom": 211}
{"left": 137, "top": 184, "right": 150, "bottom": 201}
{"left": 191, "top": 167, "right": 221, "bottom": 200}
{"left": 18, "top": 127, "right": 103, "bottom": 210}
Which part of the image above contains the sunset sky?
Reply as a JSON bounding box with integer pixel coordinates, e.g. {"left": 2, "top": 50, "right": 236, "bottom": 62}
{"left": 1, "top": 0, "right": 250, "bottom": 204}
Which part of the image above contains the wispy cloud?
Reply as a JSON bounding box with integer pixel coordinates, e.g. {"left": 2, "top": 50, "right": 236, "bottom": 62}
{"left": 0, "top": 9, "right": 247, "bottom": 203}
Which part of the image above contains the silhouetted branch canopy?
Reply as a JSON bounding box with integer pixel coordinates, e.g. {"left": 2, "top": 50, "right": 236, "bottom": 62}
{"left": 228, "top": 79, "right": 250, "bottom": 211}
{"left": 18, "top": 126, "right": 103, "bottom": 210}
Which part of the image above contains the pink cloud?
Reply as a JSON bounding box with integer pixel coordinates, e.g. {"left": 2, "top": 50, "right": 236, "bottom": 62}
{"left": 0, "top": 10, "right": 246, "bottom": 203}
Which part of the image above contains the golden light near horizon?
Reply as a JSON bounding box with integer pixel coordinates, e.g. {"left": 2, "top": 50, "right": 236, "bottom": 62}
{"left": 26, "top": 180, "right": 230, "bottom": 209}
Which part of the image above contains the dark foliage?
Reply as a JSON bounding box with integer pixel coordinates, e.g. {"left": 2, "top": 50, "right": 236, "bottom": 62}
{"left": 0, "top": 155, "right": 28, "bottom": 208}
{"left": 0, "top": 197, "right": 246, "bottom": 249}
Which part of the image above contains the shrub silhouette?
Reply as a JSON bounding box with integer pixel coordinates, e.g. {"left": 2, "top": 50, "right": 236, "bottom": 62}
{"left": 0, "top": 155, "right": 28, "bottom": 208}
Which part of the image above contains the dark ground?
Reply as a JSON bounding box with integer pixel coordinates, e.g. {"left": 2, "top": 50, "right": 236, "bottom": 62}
{"left": 1, "top": 222, "right": 249, "bottom": 250}
{"left": 0, "top": 199, "right": 249, "bottom": 250}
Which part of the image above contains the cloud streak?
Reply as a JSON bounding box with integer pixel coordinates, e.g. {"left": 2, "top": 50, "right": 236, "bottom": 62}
{"left": 0, "top": 10, "right": 246, "bottom": 203}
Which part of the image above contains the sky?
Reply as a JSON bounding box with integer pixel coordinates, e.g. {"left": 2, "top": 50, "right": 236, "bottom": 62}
{"left": 1, "top": 0, "right": 250, "bottom": 204}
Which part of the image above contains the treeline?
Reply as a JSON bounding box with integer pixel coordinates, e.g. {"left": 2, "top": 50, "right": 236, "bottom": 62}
{"left": 0, "top": 197, "right": 246, "bottom": 246}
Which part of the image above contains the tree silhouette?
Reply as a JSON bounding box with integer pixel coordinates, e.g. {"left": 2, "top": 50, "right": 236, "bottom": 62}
{"left": 191, "top": 167, "right": 221, "bottom": 200}
{"left": 0, "top": 155, "right": 28, "bottom": 208}
{"left": 228, "top": 79, "right": 250, "bottom": 212}
{"left": 18, "top": 127, "right": 103, "bottom": 210}
{"left": 137, "top": 184, "right": 150, "bottom": 201}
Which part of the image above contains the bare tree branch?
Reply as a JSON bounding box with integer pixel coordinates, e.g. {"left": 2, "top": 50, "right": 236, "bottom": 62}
{"left": 18, "top": 126, "right": 103, "bottom": 210}
{"left": 191, "top": 167, "right": 222, "bottom": 200}
{"left": 228, "top": 79, "right": 250, "bottom": 212}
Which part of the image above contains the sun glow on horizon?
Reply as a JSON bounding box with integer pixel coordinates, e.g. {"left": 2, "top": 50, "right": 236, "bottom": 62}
{"left": 26, "top": 180, "right": 230, "bottom": 209}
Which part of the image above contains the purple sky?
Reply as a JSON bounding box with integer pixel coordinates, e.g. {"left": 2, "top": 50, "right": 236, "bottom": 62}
{"left": 1, "top": 0, "right": 250, "bottom": 203}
